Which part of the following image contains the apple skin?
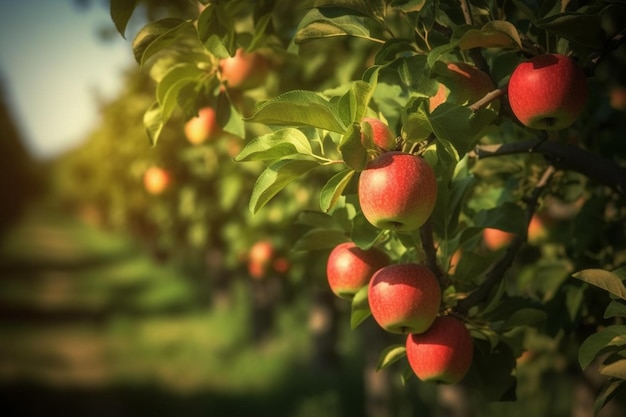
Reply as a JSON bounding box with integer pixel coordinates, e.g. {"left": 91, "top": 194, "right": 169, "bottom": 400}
{"left": 184, "top": 107, "right": 221, "bottom": 145}
{"left": 326, "top": 242, "right": 391, "bottom": 300}
{"left": 143, "top": 167, "right": 170, "bottom": 195}
{"left": 219, "top": 48, "right": 269, "bottom": 90}
{"left": 429, "top": 62, "right": 499, "bottom": 112}
{"left": 248, "top": 240, "right": 274, "bottom": 279}
{"left": 405, "top": 316, "right": 474, "bottom": 384}
{"left": 368, "top": 263, "right": 441, "bottom": 334}
{"left": 360, "top": 117, "right": 396, "bottom": 151}
{"left": 358, "top": 151, "right": 437, "bottom": 232}
{"left": 482, "top": 227, "right": 515, "bottom": 251}
{"left": 508, "top": 53, "right": 588, "bottom": 130}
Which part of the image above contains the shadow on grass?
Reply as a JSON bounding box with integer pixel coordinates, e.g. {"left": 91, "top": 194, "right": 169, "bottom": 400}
{"left": 0, "top": 362, "right": 369, "bottom": 417}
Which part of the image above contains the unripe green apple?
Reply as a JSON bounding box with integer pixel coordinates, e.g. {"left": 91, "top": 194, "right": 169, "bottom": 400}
{"left": 219, "top": 48, "right": 269, "bottom": 90}
{"left": 508, "top": 53, "right": 588, "bottom": 130}
{"left": 326, "top": 242, "right": 391, "bottom": 300}
{"left": 405, "top": 316, "right": 474, "bottom": 384}
{"left": 143, "top": 166, "right": 170, "bottom": 195}
{"left": 358, "top": 151, "right": 437, "bottom": 232}
{"left": 184, "top": 107, "right": 221, "bottom": 145}
{"left": 429, "top": 62, "right": 499, "bottom": 112}
{"left": 360, "top": 117, "right": 396, "bottom": 151}
{"left": 368, "top": 264, "right": 441, "bottom": 334}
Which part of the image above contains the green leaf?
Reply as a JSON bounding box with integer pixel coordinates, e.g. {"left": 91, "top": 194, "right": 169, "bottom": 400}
{"left": 198, "top": 3, "right": 236, "bottom": 58}
{"left": 110, "top": 0, "right": 140, "bottom": 38}
{"left": 337, "top": 80, "right": 375, "bottom": 125}
{"left": 398, "top": 54, "right": 438, "bottom": 95}
{"left": 429, "top": 103, "right": 475, "bottom": 156}
{"left": 474, "top": 202, "right": 527, "bottom": 234}
{"left": 601, "top": 357, "right": 626, "bottom": 379}
{"left": 320, "top": 169, "right": 356, "bottom": 213}
{"left": 132, "top": 18, "right": 196, "bottom": 67}
{"left": 595, "top": 379, "right": 626, "bottom": 417}
{"left": 245, "top": 90, "right": 347, "bottom": 133}
{"left": 216, "top": 92, "right": 245, "bottom": 138}
{"left": 578, "top": 325, "right": 626, "bottom": 369}
{"left": 572, "top": 269, "right": 626, "bottom": 300}
{"left": 457, "top": 21, "right": 523, "bottom": 50}
{"left": 350, "top": 285, "right": 371, "bottom": 329}
{"left": 235, "top": 129, "right": 314, "bottom": 162}
{"left": 294, "top": 8, "right": 374, "bottom": 44}
{"left": 605, "top": 300, "right": 626, "bottom": 319}
{"left": 156, "top": 64, "right": 205, "bottom": 120}
{"left": 351, "top": 213, "right": 386, "bottom": 250}
{"left": 143, "top": 101, "right": 164, "bottom": 146}
{"left": 501, "top": 308, "right": 547, "bottom": 331}
{"left": 391, "top": 0, "right": 427, "bottom": 13}
{"left": 249, "top": 160, "right": 320, "bottom": 214}
{"left": 314, "top": 0, "right": 386, "bottom": 22}
{"left": 537, "top": 12, "right": 604, "bottom": 49}
{"left": 339, "top": 124, "right": 368, "bottom": 171}
{"left": 292, "top": 229, "right": 349, "bottom": 251}
{"left": 376, "top": 344, "right": 407, "bottom": 371}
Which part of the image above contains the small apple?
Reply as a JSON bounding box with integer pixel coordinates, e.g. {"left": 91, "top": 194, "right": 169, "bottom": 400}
{"left": 482, "top": 227, "right": 515, "bottom": 251}
{"left": 508, "top": 53, "right": 588, "bottom": 130}
{"left": 405, "top": 316, "right": 474, "bottom": 384}
{"left": 219, "top": 48, "right": 269, "bottom": 90}
{"left": 273, "top": 257, "right": 290, "bottom": 274}
{"left": 368, "top": 263, "right": 441, "bottom": 334}
{"left": 143, "top": 166, "right": 170, "bottom": 195}
{"left": 609, "top": 86, "right": 626, "bottom": 111}
{"left": 360, "top": 117, "right": 396, "bottom": 151}
{"left": 358, "top": 151, "right": 437, "bottom": 232}
{"left": 326, "top": 242, "right": 391, "bottom": 300}
{"left": 429, "top": 62, "right": 499, "bottom": 112}
{"left": 248, "top": 240, "right": 274, "bottom": 279}
{"left": 184, "top": 107, "right": 221, "bottom": 145}
{"left": 527, "top": 214, "right": 550, "bottom": 245}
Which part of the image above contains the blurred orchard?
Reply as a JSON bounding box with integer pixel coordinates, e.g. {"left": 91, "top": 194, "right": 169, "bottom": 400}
{"left": 1, "top": 1, "right": 626, "bottom": 417}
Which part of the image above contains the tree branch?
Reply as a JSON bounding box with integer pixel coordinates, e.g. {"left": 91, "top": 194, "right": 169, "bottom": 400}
{"left": 420, "top": 217, "right": 448, "bottom": 290}
{"left": 470, "top": 139, "right": 626, "bottom": 196}
{"left": 455, "top": 165, "right": 556, "bottom": 314}
{"left": 468, "top": 87, "right": 505, "bottom": 112}
{"left": 584, "top": 27, "right": 626, "bottom": 77}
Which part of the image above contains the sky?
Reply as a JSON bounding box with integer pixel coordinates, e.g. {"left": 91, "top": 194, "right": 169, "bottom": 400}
{"left": 0, "top": 0, "right": 139, "bottom": 159}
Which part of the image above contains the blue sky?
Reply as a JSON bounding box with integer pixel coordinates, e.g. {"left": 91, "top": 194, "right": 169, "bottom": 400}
{"left": 0, "top": 0, "right": 138, "bottom": 159}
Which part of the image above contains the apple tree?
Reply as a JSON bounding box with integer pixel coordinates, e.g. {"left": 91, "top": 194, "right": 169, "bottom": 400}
{"left": 112, "top": 0, "right": 626, "bottom": 413}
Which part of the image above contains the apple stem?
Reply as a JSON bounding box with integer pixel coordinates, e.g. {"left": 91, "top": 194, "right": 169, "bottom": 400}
{"left": 470, "top": 139, "right": 626, "bottom": 196}
{"left": 454, "top": 165, "right": 556, "bottom": 315}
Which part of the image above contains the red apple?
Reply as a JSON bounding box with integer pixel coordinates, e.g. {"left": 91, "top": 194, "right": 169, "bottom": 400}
{"left": 368, "top": 264, "right": 441, "bottom": 334}
{"left": 358, "top": 151, "right": 437, "bottom": 232}
{"left": 219, "top": 48, "right": 269, "bottom": 90}
{"left": 360, "top": 117, "right": 396, "bottom": 151}
{"left": 508, "top": 53, "right": 588, "bottom": 130}
{"left": 430, "top": 62, "right": 499, "bottom": 112}
{"left": 326, "top": 242, "right": 391, "bottom": 300}
{"left": 248, "top": 240, "right": 274, "bottom": 279}
{"left": 143, "top": 167, "right": 170, "bottom": 195}
{"left": 405, "top": 316, "right": 474, "bottom": 384}
{"left": 184, "top": 107, "right": 221, "bottom": 145}
{"left": 482, "top": 227, "right": 515, "bottom": 251}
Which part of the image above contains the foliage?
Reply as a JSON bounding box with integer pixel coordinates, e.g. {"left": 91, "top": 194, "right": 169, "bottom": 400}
{"left": 109, "top": 0, "right": 626, "bottom": 413}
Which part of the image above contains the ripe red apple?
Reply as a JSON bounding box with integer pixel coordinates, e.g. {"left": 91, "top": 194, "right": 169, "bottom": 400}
{"left": 143, "top": 167, "right": 170, "bottom": 195}
{"left": 405, "top": 316, "right": 474, "bottom": 384}
{"left": 358, "top": 151, "right": 437, "bottom": 232}
{"left": 360, "top": 117, "right": 396, "bottom": 151}
{"left": 482, "top": 227, "right": 515, "bottom": 251}
{"left": 219, "top": 48, "right": 269, "bottom": 90}
{"left": 527, "top": 214, "right": 550, "bottom": 245}
{"left": 184, "top": 107, "right": 221, "bottom": 145}
{"left": 508, "top": 53, "right": 588, "bottom": 130}
{"left": 248, "top": 240, "right": 274, "bottom": 279}
{"left": 326, "top": 242, "right": 391, "bottom": 300}
{"left": 429, "top": 62, "right": 499, "bottom": 112}
{"left": 368, "top": 263, "right": 441, "bottom": 334}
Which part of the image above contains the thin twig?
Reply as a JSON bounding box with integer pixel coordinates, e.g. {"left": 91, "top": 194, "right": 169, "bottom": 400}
{"left": 584, "top": 27, "right": 626, "bottom": 76}
{"left": 455, "top": 165, "right": 556, "bottom": 314}
{"left": 468, "top": 88, "right": 505, "bottom": 112}
{"left": 470, "top": 139, "right": 626, "bottom": 196}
